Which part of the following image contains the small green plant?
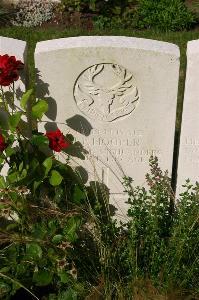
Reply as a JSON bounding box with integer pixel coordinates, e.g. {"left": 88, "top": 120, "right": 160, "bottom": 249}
{"left": 60, "top": 0, "right": 98, "bottom": 13}
{"left": 88, "top": 157, "right": 199, "bottom": 298}
{"left": 60, "top": 0, "right": 136, "bottom": 15}
{"left": 93, "top": 15, "right": 119, "bottom": 30}
{"left": 115, "top": 157, "right": 199, "bottom": 297}
{"left": 60, "top": 0, "right": 84, "bottom": 12}
{"left": 133, "top": 0, "right": 196, "bottom": 31}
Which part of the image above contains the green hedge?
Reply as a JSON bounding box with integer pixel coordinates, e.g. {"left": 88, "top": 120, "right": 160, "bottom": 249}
{"left": 133, "top": 0, "right": 196, "bottom": 31}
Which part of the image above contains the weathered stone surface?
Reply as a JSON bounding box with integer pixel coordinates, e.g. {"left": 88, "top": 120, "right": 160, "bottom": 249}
{"left": 177, "top": 40, "right": 199, "bottom": 195}
{"left": 35, "top": 36, "right": 180, "bottom": 217}
{"left": 0, "top": 36, "right": 26, "bottom": 62}
{"left": 0, "top": 36, "right": 27, "bottom": 176}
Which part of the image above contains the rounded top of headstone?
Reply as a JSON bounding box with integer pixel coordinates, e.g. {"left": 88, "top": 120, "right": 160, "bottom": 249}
{"left": 35, "top": 36, "right": 180, "bottom": 57}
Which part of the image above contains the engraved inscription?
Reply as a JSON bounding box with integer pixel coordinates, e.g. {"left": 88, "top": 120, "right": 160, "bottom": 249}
{"left": 74, "top": 128, "right": 162, "bottom": 164}
{"left": 74, "top": 64, "right": 139, "bottom": 122}
{"left": 182, "top": 137, "right": 199, "bottom": 164}
{"left": 184, "top": 137, "right": 199, "bottom": 146}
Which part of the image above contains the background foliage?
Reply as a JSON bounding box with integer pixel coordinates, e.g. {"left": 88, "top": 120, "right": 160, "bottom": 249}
{"left": 133, "top": 0, "right": 196, "bottom": 31}
{"left": 2, "top": 0, "right": 196, "bottom": 31}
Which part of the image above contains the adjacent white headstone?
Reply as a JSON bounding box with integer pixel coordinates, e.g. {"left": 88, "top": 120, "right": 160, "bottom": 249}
{"left": 0, "top": 36, "right": 27, "bottom": 100}
{"left": 177, "top": 40, "right": 199, "bottom": 195}
{"left": 0, "top": 36, "right": 27, "bottom": 63}
{"left": 35, "top": 36, "right": 180, "bottom": 217}
{"left": 0, "top": 36, "right": 27, "bottom": 176}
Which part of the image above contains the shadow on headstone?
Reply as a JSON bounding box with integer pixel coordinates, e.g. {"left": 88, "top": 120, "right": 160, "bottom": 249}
{"left": 35, "top": 68, "right": 57, "bottom": 121}
{"left": 66, "top": 114, "right": 92, "bottom": 136}
{"left": 15, "top": 85, "right": 24, "bottom": 100}
{"left": 64, "top": 140, "right": 88, "bottom": 160}
{"left": 0, "top": 109, "right": 8, "bottom": 130}
{"left": 44, "top": 121, "right": 58, "bottom": 132}
{"left": 75, "top": 166, "right": 88, "bottom": 184}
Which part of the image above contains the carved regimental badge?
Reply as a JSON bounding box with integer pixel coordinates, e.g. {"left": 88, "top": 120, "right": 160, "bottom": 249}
{"left": 74, "top": 63, "right": 139, "bottom": 122}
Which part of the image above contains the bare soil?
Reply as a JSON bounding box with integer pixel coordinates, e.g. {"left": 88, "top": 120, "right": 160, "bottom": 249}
{"left": 39, "top": 11, "right": 95, "bottom": 31}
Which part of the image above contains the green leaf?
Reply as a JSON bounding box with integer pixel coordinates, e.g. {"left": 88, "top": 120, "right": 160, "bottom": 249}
{"left": 0, "top": 176, "right": 6, "bottom": 188}
{"left": 18, "top": 161, "right": 23, "bottom": 172}
{"left": 48, "top": 220, "right": 57, "bottom": 233}
{"left": 9, "top": 112, "right": 23, "bottom": 130}
{"left": 0, "top": 281, "right": 11, "bottom": 296}
{"left": 33, "top": 269, "right": 53, "bottom": 286}
{"left": 49, "top": 170, "right": 63, "bottom": 186}
{"left": 0, "top": 267, "right": 10, "bottom": 273}
{"left": 32, "top": 224, "right": 46, "bottom": 240}
{"left": 33, "top": 180, "right": 41, "bottom": 192}
{"left": 0, "top": 203, "right": 7, "bottom": 209}
{"left": 16, "top": 263, "right": 28, "bottom": 276}
{"left": 5, "top": 146, "right": 15, "bottom": 157}
{"left": 20, "top": 168, "right": 27, "bottom": 179}
{"left": 7, "top": 172, "right": 18, "bottom": 184}
{"left": 52, "top": 234, "right": 63, "bottom": 244}
{"left": 30, "top": 158, "right": 39, "bottom": 171}
{"left": 58, "top": 270, "right": 70, "bottom": 284}
{"left": 64, "top": 216, "right": 81, "bottom": 242}
{"left": 26, "top": 243, "right": 43, "bottom": 260}
{"left": 31, "top": 135, "right": 49, "bottom": 147}
{"left": 20, "top": 88, "right": 33, "bottom": 110}
{"left": 48, "top": 248, "right": 55, "bottom": 257}
{"left": 32, "top": 100, "right": 48, "bottom": 120}
{"left": 43, "top": 157, "right": 53, "bottom": 176}
{"left": 58, "top": 289, "right": 77, "bottom": 300}
{"left": 73, "top": 185, "right": 86, "bottom": 204}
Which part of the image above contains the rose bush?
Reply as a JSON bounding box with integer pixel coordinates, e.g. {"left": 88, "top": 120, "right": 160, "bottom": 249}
{"left": 46, "top": 129, "right": 70, "bottom": 152}
{"left": 0, "top": 54, "right": 24, "bottom": 86}
{"left": 0, "top": 53, "right": 100, "bottom": 299}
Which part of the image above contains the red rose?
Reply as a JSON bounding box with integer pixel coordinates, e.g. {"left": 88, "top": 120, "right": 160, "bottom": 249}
{"left": 0, "top": 134, "right": 7, "bottom": 152}
{"left": 46, "top": 129, "right": 70, "bottom": 152}
{"left": 0, "top": 54, "right": 24, "bottom": 86}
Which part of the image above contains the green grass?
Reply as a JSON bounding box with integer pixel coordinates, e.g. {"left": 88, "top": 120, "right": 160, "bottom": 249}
{"left": 0, "top": 26, "right": 199, "bottom": 183}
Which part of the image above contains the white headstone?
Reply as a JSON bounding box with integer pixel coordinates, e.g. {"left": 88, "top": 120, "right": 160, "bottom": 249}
{"left": 0, "top": 36, "right": 27, "bottom": 62}
{"left": 0, "top": 36, "right": 27, "bottom": 100}
{"left": 0, "top": 36, "right": 27, "bottom": 176}
{"left": 177, "top": 40, "right": 199, "bottom": 195}
{"left": 35, "top": 36, "right": 180, "bottom": 218}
